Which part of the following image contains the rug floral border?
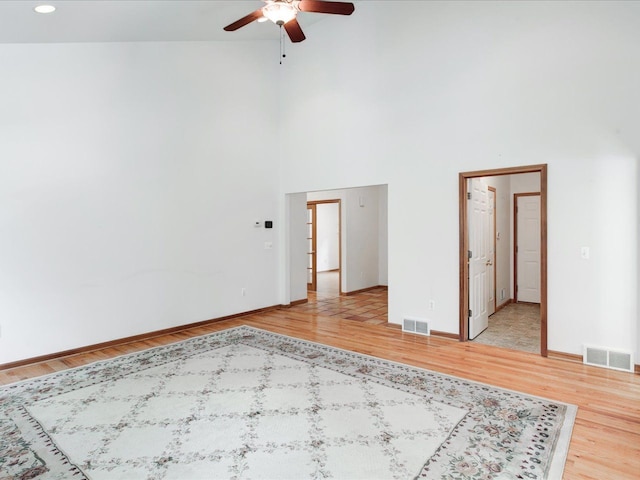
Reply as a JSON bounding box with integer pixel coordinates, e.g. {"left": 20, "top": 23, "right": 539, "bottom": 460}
{"left": 0, "top": 326, "right": 576, "bottom": 479}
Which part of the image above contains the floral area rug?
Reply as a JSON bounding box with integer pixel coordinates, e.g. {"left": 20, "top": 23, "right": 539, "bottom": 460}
{"left": 1, "top": 326, "right": 576, "bottom": 479}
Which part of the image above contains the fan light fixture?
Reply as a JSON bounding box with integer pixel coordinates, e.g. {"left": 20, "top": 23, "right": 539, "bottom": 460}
{"left": 262, "top": 2, "right": 297, "bottom": 25}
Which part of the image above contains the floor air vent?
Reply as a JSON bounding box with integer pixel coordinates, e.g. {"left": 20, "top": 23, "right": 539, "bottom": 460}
{"left": 583, "top": 345, "right": 634, "bottom": 372}
{"left": 402, "top": 317, "right": 430, "bottom": 336}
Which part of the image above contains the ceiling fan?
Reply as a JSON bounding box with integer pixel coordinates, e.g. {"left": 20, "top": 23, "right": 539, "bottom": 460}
{"left": 223, "top": 0, "right": 355, "bottom": 43}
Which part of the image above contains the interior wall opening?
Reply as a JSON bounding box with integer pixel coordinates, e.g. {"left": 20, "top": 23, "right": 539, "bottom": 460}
{"left": 459, "top": 165, "right": 547, "bottom": 356}
{"left": 287, "top": 184, "right": 389, "bottom": 323}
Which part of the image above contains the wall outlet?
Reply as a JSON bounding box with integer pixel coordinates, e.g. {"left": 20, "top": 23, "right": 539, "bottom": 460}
{"left": 241, "top": 288, "right": 246, "bottom": 296}
{"left": 264, "top": 242, "right": 273, "bottom": 250}
{"left": 428, "top": 300, "right": 435, "bottom": 310}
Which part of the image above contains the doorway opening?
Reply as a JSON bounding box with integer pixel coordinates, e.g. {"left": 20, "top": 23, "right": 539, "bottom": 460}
{"left": 286, "top": 185, "right": 388, "bottom": 311}
{"left": 514, "top": 193, "right": 541, "bottom": 303}
{"left": 459, "top": 164, "right": 548, "bottom": 356}
{"left": 307, "top": 200, "right": 341, "bottom": 295}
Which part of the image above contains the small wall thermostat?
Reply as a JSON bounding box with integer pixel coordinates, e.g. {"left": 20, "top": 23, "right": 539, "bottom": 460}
{"left": 265, "top": 221, "right": 273, "bottom": 228}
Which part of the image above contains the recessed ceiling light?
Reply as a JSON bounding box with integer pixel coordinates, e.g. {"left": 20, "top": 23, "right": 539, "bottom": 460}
{"left": 34, "top": 5, "right": 56, "bottom": 14}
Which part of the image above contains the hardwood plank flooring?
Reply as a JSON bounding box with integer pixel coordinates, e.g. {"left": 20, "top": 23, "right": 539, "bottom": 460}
{"left": 1, "top": 308, "right": 639, "bottom": 480}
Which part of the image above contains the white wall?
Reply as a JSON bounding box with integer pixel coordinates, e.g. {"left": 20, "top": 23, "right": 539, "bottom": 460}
{"left": 378, "top": 184, "right": 388, "bottom": 286}
{"left": 343, "top": 186, "right": 381, "bottom": 292}
{"left": 279, "top": 1, "right": 640, "bottom": 357}
{"left": 0, "top": 41, "right": 280, "bottom": 364}
{"left": 511, "top": 173, "right": 541, "bottom": 195}
{"left": 315, "top": 203, "right": 340, "bottom": 272}
{"left": 287, "top": 193, "right": 308, "bottom": 304}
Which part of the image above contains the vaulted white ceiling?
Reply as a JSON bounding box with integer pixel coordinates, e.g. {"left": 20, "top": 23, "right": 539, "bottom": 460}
{"left": 0, "top": 0, "right": 330, "bottom": 44}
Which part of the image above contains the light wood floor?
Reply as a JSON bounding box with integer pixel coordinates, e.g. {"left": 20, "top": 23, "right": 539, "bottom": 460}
{"left": 1, "top": 308, "right": 639, "bottom": 479}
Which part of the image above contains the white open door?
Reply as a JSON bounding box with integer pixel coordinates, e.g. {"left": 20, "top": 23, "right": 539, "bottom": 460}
{"left": 516, "top": 194, "right": 541, "bottom": 303}
{"left": 468, "top": 178, "right": 489, "bottom": 339}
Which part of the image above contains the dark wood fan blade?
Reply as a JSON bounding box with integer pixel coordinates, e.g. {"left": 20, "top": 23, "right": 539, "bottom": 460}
{"left": 284, "top": 18, "right": 306, "bottom": 43}
{"left": 297, "top": 0, "right": 355, "bottom": 15}
{"left": 223, "top": 9, "right": 264, "bottom": 31}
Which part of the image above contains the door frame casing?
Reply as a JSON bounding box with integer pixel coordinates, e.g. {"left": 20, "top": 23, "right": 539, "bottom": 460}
{"left": 306, "top": 203, "right": 318, "bottom": 292}
{"left": 459, "top": 164, "right": 548, "bottom": 356}
{"left": 307, "top": 199, "right": 342, "bottom": 294}
{"left": 488, "top": 186, "right": 497, "bottom": 315}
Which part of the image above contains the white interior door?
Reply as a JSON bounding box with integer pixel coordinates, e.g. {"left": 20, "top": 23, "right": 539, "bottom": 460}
{"left": 468, "top": 178, "right": 489, "bottom": 339}
{"left": 516, "top": 194, "right": 541, "bottom": 303}
{"left": 487, "top": 188, "right": 496, "bottom": 316}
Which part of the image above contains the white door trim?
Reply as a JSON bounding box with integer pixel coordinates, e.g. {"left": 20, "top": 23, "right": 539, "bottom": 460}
{"left": 488, "top": 186, "right": 497, "bottom": 316}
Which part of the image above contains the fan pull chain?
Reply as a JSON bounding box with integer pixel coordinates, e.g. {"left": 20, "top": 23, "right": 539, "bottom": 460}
{"left": 279, "top": 26, "right": 286, "bottom": 64}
